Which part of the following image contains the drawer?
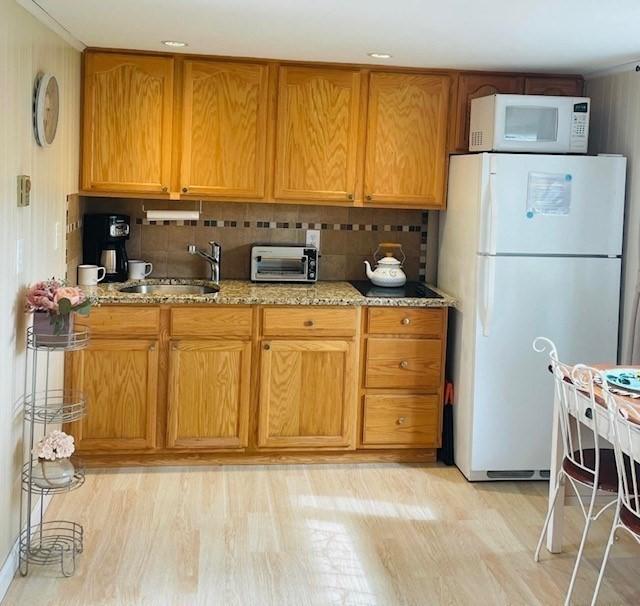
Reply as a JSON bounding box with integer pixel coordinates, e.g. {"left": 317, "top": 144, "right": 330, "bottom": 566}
{"left": 262, "top": 307, "right": 358, "bottom": 337}
{"left": 362, "top": 394, "right": 440, "bottom": 447}
{"left": 368, "top": 307, "right": 444, "bottom": 337}
{"left": 76, "top": 306, "right": 160, "bottom": 335}
{"left": 171, "top": 307, "right": 252, "bottom": 337}
{"left": 365, "top": 338, "right": 442, "bottom": 390}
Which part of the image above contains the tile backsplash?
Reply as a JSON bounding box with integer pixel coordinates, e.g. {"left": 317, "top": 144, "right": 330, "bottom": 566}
{"left": 70, "top": 198, "right": 428, "bottom": 282}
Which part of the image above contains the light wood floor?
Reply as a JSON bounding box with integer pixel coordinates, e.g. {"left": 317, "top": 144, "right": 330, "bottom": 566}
{"left": 3, "top": 464, "right": 639, "bottom": 606}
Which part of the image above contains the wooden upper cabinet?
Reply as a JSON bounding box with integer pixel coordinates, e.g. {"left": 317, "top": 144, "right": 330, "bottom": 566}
{"left": 180, "top": 60, "right": 269, "bottom": 198}
{"left": 258, "top": 339, "right": 357, "bottom": 449}
{"left": 453, "top": 73, "right": 524, "bottom": 152}
{"left": 82, "top": 52, "right": 174, "bottom": 193}
{"left": 167, "top": 339, "right": 251, "bottom": 449}
{"left": 524, "top": 76, "right": 583, "bottom": 97}
{"left": 65, "top": 339, "right": 158, "bottom": 453}
{"left": 274, "top": 66, "right": 362, "bottom": 202}
{"left": 364, "top": 72, "right": 451, "bottom": 207}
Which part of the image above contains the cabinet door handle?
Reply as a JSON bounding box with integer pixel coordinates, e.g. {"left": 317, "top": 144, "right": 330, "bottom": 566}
{"left": 399, "top": 360, "right": 409, "bottom": 369}
{"left": 396, "top": 416, "right": 406, "bottom": 425}
{"left": 347, "top": 193, "right": 354, "bottom": 200}
{"left": 182, "top": 187, "right": 188, "bottom": 193}
{"left": 171, "top": 343, "right": 178, "bottom": 351}
{"left": 149, "top": 345, "right": 156, "bottom": 352}
{"left": 304, "top": 320, "right": 315, "bottom": 327}
{"left": 366, "top": 195, "right": 372, "bottom": 201}
{"left": 161, "top": 186, "right": 168, "bottom": 192}
{"left": 264, "top": 343, "right": 270, "bottom": 350}
{"left": 401, "top": 317, "right": 411, "bottom": 325}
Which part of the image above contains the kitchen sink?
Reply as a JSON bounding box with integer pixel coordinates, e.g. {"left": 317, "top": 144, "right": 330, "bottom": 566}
{"left": 118, "top": 283, "right": 219, "bottom": 295}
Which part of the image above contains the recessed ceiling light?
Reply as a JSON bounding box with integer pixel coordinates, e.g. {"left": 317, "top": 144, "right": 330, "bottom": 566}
{"left": 162, "top": 40, "right": 188, "bottom": 48}
{"left": 368, "top": 52, "right": 392, "bottom": 59}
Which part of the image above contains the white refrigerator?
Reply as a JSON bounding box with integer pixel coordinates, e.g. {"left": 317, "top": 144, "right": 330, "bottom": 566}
{"left": 438, "top": 153, "right": 626, "bottom": 481}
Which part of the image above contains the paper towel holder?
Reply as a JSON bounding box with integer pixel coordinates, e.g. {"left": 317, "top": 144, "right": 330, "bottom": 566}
{"left": 142, "top": 199, "right": 202, "bottom": 221}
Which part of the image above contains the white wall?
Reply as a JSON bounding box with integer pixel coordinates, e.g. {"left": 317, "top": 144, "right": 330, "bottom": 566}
{"left": 0, "top": 0, "right": 80, "bottom": 575}
{"left": 587, "top": 67, "right": 640, "bottom": 363}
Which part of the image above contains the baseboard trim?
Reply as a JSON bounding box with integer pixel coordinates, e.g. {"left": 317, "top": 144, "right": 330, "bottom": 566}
{"left": 0, "top": 494, "right": 53, "bottom": 603}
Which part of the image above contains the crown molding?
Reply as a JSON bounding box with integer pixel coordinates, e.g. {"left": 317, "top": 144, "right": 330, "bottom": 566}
{"left": 16, "top": 0, "right": 85, "bottom": 51}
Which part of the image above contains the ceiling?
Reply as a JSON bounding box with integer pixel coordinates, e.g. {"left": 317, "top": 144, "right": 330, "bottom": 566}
{"left": 33, "top": 0, "right": 640, "bottom": 74}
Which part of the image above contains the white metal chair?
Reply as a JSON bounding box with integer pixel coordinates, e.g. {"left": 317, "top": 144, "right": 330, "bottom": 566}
{"left": 533, "top": 337, "right": 618, "bottom": 606}
{"left": 591, "top": 386, "right": 640, "bottom": 605}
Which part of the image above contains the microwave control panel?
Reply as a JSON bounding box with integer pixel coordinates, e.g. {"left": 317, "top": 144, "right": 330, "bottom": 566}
{"left": 570, "top": 101, "right": 590, "bottom": 152}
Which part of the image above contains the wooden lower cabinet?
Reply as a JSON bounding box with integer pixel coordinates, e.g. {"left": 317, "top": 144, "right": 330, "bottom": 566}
{"left": 361, "top": 307, "right": 447, "bottom": 449}
{"left": 65, "top": 338, "right": 158, "bottom": 452}
{"left": 258, "top": 339, "right": 357, "bottom": 449}
{"left": 64, "top": 304, "right": 446, "bottom": 464}
{"left": 166, "top": 339, "right": 251, "bottom": 449}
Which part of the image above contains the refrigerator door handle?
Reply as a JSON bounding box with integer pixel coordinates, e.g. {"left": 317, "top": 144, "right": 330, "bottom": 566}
{"left": 481, "top": 172, "right": 497, "bottom": 255}
{"left": 479, "top": 255, "right": 496, "bottom": 337}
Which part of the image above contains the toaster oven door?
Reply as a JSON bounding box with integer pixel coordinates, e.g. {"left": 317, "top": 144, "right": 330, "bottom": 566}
{"left": 254, "top": 254, "right": 309, "bottom": 281}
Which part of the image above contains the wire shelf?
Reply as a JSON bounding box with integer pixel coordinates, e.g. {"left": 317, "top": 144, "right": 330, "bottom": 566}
{"left": 19, "top": 521, "right": 83, "bottom": 577}
{"left": 22, "top": 458, "right": 85, "bottom": 495}
{"left": 22, "top": 389, "right": 86, "bottom": 424}
{"left": 26, "top": 326, "right": 90, "bottom": 352}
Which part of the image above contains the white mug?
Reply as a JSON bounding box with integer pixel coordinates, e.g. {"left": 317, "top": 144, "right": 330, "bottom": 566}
{"left": 78, "top": 264, "right": 106, "bottom": 286}
{"left": 128, "top": 260, "right": 153, "bottom": 280}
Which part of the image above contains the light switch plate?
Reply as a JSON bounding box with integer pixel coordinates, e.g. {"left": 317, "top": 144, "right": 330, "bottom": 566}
{"left": 17, "top": 175, "right": 31, "bottom": 207}
{"left": 16, "top": 239, "right": 23, "bottom": 275}
{"left": 306, "top": 229, "right": 320, "bottom": 250}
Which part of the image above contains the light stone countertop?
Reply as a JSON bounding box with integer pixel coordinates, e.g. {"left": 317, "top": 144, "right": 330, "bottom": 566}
{"left": 90, "top": 279, "right": 456, "bottom": 308}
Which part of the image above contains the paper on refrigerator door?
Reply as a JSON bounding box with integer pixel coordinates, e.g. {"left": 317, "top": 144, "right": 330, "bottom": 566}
{"left": 525, "top": 172, "right": 572, "bottom": 218}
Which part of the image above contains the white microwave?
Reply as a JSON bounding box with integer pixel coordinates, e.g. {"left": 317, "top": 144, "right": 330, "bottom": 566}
{"left": 469, "top": 94, "right": 590, "bottom": 154}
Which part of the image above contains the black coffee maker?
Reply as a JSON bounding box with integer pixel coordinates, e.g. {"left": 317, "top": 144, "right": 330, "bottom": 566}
{"left": 83, "top": 214, "right": 130, "bottom": 282}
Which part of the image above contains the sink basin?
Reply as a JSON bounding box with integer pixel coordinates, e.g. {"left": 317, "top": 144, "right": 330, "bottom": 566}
{"left": 118, "top": 283, "right": 219, "bottom": 295}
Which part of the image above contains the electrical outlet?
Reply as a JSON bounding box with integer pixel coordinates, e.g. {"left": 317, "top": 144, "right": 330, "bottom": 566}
{"left": 306, "top": 229, "right": 320, "bottom": 250}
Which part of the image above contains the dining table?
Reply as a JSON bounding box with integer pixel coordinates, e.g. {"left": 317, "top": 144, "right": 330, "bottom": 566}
{"left": 545, "top": 364, "right": 640, "bottom": 553}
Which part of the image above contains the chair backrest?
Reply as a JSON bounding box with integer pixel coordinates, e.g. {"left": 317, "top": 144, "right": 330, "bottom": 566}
{"left": 533, "top": 337, "right": 605, "bottom": 478}
{"left": 602, "top": 387, "right": 640, "bottom": 527}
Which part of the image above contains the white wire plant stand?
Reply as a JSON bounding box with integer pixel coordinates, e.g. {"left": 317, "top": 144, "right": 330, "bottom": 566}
{"left": 19, "top": 326, "right": 90, "bottom": 577}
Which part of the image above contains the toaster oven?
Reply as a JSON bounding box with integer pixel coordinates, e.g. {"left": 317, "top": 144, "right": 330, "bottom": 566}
{"left": 250, "top": 244, "right": 318, "bottom": 282}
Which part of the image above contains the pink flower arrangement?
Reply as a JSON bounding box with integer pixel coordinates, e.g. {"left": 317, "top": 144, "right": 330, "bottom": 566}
{"left": 26, "top": 278, "right": 92, "bottom": 335}
{"left": 26, "top": 279, "right": 90, "bottom": 315}
{"left": 32, "top": 430, "right": 75, "bottom": 460}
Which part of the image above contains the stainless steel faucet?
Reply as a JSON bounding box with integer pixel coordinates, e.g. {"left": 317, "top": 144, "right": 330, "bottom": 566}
{"left": 188, "top": 241, "right": 221, "bottom": 283}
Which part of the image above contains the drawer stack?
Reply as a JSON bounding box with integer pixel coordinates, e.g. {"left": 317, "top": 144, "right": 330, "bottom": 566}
{"left": 361, "top": 307, "right": 447, "bottom": 449}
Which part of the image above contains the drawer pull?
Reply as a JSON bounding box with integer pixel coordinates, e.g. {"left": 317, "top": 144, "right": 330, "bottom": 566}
{"left": 304, "top": 320, "right": 315, "bottom": 327}
{"left": 396, "top": 416, "right": 406, "bottom": 425}
{"left": 401, "top": 317, "right": 411, "bottom": 325}
{"left": 264, "top": 343, "right": 271, "bottom": 350}
{"left": 399, "top": 360, "right": 409, "bottom": 369}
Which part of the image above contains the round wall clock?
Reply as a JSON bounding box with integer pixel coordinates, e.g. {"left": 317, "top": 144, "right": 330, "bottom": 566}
{"left": 33, "top": 73, "right": 59, "bottom": 147}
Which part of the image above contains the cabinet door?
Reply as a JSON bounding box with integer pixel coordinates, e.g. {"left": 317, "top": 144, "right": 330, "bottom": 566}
{"left": 274, "top": 66, "right": 361, "bottom": 202}
{"left": 65, "top": 339, "right": 158, "bottom": 452}
{"left": 258, "top": 339, "right": 357, "bottom": 449}
{"left": 364, "top": 72, "right": 450, "bottom": 207}
{"left": 167, "top": 340, "right": 251, "bottom": 449}
{"left": 453, "top": 73, "right": 524, "bottom": 152}
{"left": 180, "top": 60, "right": 269, "bottom": 198}
{"left": 82, "top": 52, "right": 174, "bottom": 193}
{"left": 524, "top": 76, "right": 583, "bottom": 97}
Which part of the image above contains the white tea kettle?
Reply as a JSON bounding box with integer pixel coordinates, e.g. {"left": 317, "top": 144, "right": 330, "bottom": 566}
{"left": 364, "top": 243, "right": 407, "bottom": 287}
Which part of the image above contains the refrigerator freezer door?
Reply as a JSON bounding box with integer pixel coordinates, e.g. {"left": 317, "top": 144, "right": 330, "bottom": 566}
{"left": 469, "top": 255, "right": 620, "bottom": 474}
{"left": 478, "top": 154, "right": 626, "bottom": 256}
